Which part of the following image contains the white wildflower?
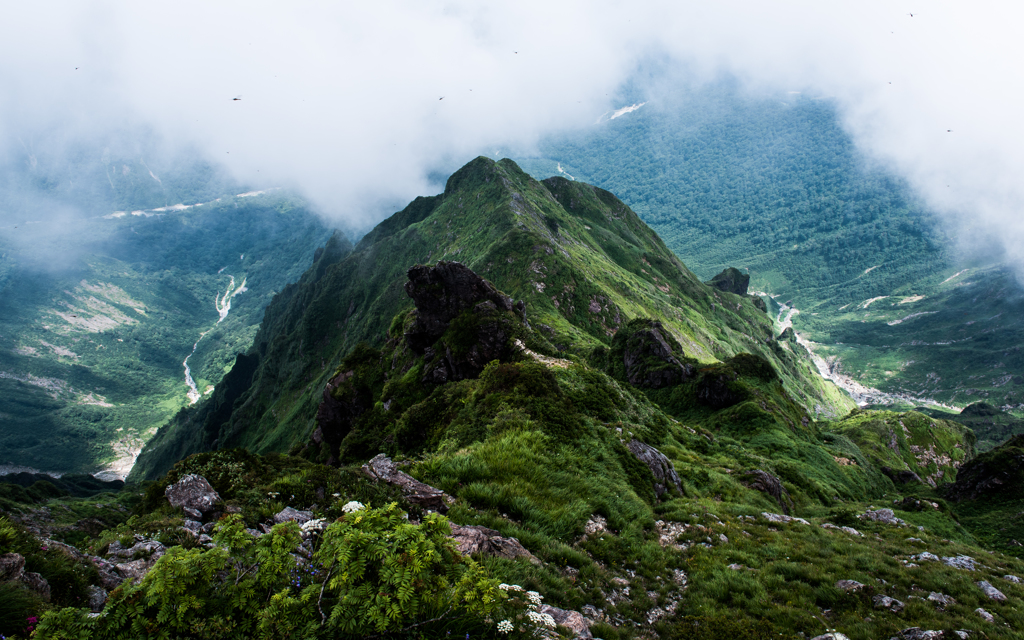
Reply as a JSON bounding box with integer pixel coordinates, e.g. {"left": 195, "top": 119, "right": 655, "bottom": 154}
{"left": 498, "top": 583, "right": 523, "bottom": 592}
{"left": 331, "top": 493, "right": 341, "bottom": 498}
{"left": 496, "top": 619, "right": 514, "bottom": 634}
{"left": 301, "top": 518, "right": 326, "bottom": 533}
{"left": 527, "top": 611, "right": 556, "bottom": 629}
{"left": 526, "top": 590, "right": 543, "bottom": 605}
{"left": 342, "top": 501, "right": 365, "bottom": 513}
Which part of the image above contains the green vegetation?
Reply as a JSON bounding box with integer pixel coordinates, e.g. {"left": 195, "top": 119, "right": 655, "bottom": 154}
{"left": 132, "top": 156, "right": 851, "bottom": 482}
{"left": 0, "top": 161, "right": 334, "bottom": 474}
{"left": 511, "top": 82, "right": 1024, "bottom": 411}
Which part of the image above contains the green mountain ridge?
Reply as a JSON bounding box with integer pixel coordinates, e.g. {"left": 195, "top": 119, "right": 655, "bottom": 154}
{"left": 130, "top": 156, "right": 852, "bottom": 482}
{"left": 6, "top": 156, "right": 1024, "bottom": 639}
{"left": 510, "top": 84, "right": 1024, "bottom": 415}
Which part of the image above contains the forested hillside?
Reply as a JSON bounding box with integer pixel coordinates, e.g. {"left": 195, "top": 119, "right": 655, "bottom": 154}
{"left": 513, "top": 82, "right": 1024, "bottom": 415}
{"left": 0, "top": 137, "right": 333, "bottom": 476}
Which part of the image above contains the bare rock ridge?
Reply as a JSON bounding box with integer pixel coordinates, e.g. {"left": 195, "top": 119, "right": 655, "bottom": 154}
{"left": 362, "top": 453, "right": 453, "bottom": 513}
{"left": 620, "top": 319, "right": 695, "bottom": 389}
{"left": 313, "top": 261, "right": 530, "bottom": 463}
{"left": 405, "top": 261, "right": 527, "bottom": 383}
{"left": 706, "top": 267, "right": 750, "bottom": 295}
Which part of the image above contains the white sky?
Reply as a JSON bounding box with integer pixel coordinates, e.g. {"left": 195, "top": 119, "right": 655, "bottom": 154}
{"left": 2, "top": 1, "right": 1023, "bottom": 268}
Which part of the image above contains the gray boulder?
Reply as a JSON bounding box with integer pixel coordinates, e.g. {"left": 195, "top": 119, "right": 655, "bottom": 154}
{"left": 20, "top": 571, "right": 50, "bottom": 601}
{"left": 0, "top": 552, "right": 25, "bottom": 581}
{"left": 975, "top": 607, "right": 994, "bottom": 623}
{"left": 942, "top": 555, "right": 976, "bottom": 571}
{"left": 873, "top": 595, "right": 905, "bottom": 612}
{"left": 626, "top": 439, "right": 682, "bottom": 498}
{"left": 977, "top": 580, "right": 1007, "bottom": 601}
{"left": 87, "top": 585, "right": 108, "bottom": 612}
{"left": 836, "top": 580, "right": 865, "bottom": 592}
{"left": 811, "top": 634, "right": 850, "bottom": 640}
{"left": 861, "top": 508, "right": 906, "bottom": 525}
{"left": 363, "top": 454, "right": 453, "bottom": 513}
{"left": 165, "top": 474, "right": 221, "bottom": 516}
{"left": 891, "top": 629, "right": 944, "bottom": 640}
{"left": 742, "top": 469, "right": 794, "bottom": 514}
{"left": 928, "top": 592, "right": 956, "bottom": 608}
{"left": 449, "top": 524, "right": 539, "bottom": 564}
{"left": 273, "top": 507, "right": 313, "bottom": 525}
{"left": 538, "top": 604, "right": 592, "bottom": 639}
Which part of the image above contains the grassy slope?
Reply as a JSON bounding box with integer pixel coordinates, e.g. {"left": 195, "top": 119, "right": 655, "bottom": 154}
{"left": 130, "top": 157, "right": 852, "bottom": 482}
{"left": 512, "top": 84, "right": 1023, "bottom": 411}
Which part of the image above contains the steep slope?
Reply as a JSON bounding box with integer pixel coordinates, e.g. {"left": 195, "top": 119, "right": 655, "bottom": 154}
{"left": 511, "top": 83, "right": 1023, "bottom": 410}
{"left": 131, "top": 157, "right": 852, "bottom": 481}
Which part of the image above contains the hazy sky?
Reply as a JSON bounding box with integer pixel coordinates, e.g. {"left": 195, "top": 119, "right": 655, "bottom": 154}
{"left": 2, "top": 1, "right": 1023, "bottom": 269}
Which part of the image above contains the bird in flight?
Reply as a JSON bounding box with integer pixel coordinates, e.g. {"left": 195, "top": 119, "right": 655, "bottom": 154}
{"left": 439, "top": 96, "right": 444, "bottom": 100}
{"left": 233, "top": 96, "right": 242, "bottom": 101}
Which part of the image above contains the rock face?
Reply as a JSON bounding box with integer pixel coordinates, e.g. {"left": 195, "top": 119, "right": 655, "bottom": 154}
{"left": 313, "top": 369, "right": 369, "bottom": 466}
{"left": 404, "top": 262, "right": 524, "bottom": 383}
{"left": 619, "top": 320, "right": 694, "bottom": 389}
{"left": 740, "top": 469, "right": 794, "bottom": 514}
{"left": 0, "top": 553, "right": 51, "bottom": 601}
{"left": 626, "top": 439, "right": 682, "bottom": 498}
{"left": 449, "top": 524, "right": 539, "bottom": 564}
{"left": 362, "top": 454, "right": 453, "bottom": 513}
{"left": 706, "top": 267, "right": 750, "bottom": 295}
{"left": 165, "top": 474, "right": 221, "bottom": 517}
{"left": 538, "top": 604, "right": 593, "bottom": 639}
{"left": 695, "top": 370, "right": 746, "bottom": 410}
{"left": 946, "top": 434, "right": 1024, "bottom": 502}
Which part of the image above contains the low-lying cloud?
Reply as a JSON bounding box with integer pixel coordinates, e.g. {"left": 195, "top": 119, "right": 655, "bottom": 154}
{"left": 2, "top": 1, "right": 1023, "bottom": 270}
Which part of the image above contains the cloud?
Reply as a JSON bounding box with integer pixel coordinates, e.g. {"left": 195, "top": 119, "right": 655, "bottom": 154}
{"left": 1, "top": 1, "right": 1023, "bottom": 268}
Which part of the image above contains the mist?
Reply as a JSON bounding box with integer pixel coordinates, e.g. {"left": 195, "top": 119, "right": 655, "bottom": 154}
{"left": 2, "top": 1, "right": 1023, "bottom": 271}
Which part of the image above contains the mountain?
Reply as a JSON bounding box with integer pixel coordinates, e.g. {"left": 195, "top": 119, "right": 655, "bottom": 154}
{"left": 510, "top": 82, "right": 1024, "bottom": 415}
{"left": 0, "top": 139, "right": 334, "bottom": 476}
{"left": 8, "top": 156, "right": 1024, "bottom": 639}
{"left": 130, "top": 156, "right": 852, "bottom": 481}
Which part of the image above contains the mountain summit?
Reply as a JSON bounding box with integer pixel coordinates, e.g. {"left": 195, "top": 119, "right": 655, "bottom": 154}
{"left": 132, "top": 157, "right": 849, "bottom": 480}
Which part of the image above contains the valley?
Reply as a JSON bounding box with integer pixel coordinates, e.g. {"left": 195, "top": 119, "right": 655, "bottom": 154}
{"left": 511, "top": 82, "right": 1023, "bottom": 436}
{"left": 0, "top": 144, "right": 334, "bottom": 477}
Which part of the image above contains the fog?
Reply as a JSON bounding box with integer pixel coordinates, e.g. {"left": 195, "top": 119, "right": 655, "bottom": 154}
{"left": 2, "top": 1, "right": 1023, "bottom": 269}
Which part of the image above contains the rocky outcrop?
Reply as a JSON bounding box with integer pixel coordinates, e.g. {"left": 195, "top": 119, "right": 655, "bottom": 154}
{"left": 404, "top": 261, "right": 517, "bottom": 352}
{"left": 860, "top": 508, "right": 906, "bottom": 526}
{"left": 626, "top": 439, "right": 682, "bottom": 497}
{"left": 403, "top": 262, "right": 526, "bottom": 384}
{"left": 706, "top": 267, "right": 750, "bottom": 295}
{"left": 449, "top": 524, "right": 539, "bottom": 564}
{"left": 0, "top": 552, "right": 51, "bottom": 601}
{"left": 362, "top": 454, "right": 453, "bottom": 513}
{"left": 619, "top": 320, "right": 695, "bottom": 389}
{"left": 977, "top": 580, "right": 1007, "bottom": 601}
{"left": 874, "top": 595, "right": 905, "bottom": 612}
{"left": 165, "top": 474, "right": 221, "bottom": 519}
{"left": 312, "top": 369, "right": 370, "bottom": 466}
{"left": 945, "top": 434, "right": 1024, "bottom": 502}
{"left": 273, "top": 507, "right": 314, "bottom": 525}
{"left": 740, "top": 469, "right": 794, "bottom": 514}
{"left": 695, "top": 370, "right": 746, "bottom": 410}
{"left": 538, "top": 604, "right": 592, "bottom": 639}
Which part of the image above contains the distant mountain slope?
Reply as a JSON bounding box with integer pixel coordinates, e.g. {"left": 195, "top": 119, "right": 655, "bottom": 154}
{"left": 0, "top": 139, "right": 334, "bottom": 476}
{"left": 511, "top": 83, "right": 1023, "bottom": 413}
{"left": 130, "top": 157, "right": 853, "bottom": 481}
